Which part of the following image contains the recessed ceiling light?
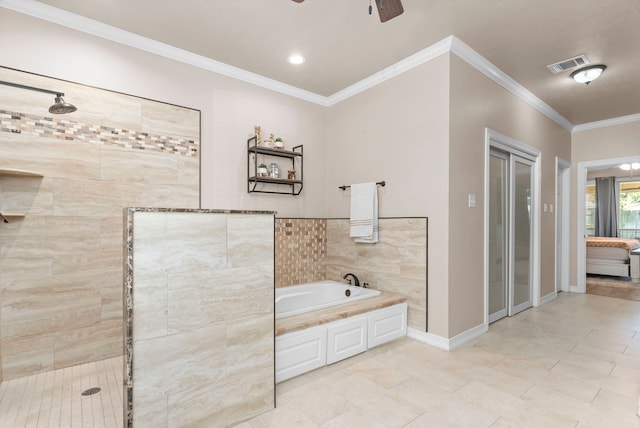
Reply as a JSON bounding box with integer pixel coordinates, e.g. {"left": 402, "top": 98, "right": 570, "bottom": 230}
{"left": 287, "top": 54, "right": 305, "bottom": 65}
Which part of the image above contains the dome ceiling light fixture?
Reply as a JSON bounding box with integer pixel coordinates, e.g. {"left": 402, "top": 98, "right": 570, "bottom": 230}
{"left": 0, "top": 80, "right": 77, "bottom": 114}
{"left": 570, "top": 64, "right": 606, "bottom": 85}
{"left": 619, "top": 163, "right": 640, "bottom": 171}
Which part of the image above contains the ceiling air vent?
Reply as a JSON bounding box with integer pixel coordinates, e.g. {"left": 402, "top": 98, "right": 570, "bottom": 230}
{"left": 546, "top": 54, "right": 590, "bottom": 74}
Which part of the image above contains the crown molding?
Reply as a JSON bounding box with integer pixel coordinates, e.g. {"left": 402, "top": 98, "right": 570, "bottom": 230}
{"left": 326, "top": 36, "right": 454, "bottom": 106}
{"left": 572, "top": 112, "right": 640, "bottom": 132}
{"left": 0, "top": 0, "right": 327, "bottom": 105}
{"left": 449, "top": 37, "right": 574, "bottom": 131}
{"left": 8, "top": 0, "right": 630, "bottom": 133}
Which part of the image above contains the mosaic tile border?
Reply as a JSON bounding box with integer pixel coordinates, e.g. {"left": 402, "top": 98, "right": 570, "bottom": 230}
{"left": 0, "top": 110, "right": 199, "bottom": 157}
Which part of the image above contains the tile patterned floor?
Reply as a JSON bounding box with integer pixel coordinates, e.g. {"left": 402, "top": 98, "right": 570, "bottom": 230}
{"left": 0, "top": 356, "right": 123, "bottom": 428}
{"left": 239, "top": 292, "right": 640, "bottom": 427}
{"left": 2, "top": 292, "right": 640, "bottom": 427}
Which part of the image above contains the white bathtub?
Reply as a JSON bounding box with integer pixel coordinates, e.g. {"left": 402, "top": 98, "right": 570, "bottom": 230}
{"left": 275, "top": 280, "right": 381, "bottom": 319}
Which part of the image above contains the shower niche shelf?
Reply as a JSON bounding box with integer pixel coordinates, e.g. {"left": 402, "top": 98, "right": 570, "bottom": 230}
{"left": 247, "top": 136, "right": 303, "bottom": 195}
{"left": 0, "top": 168, "right": 43, "bottom": 178}
{"left": 0, "top": 168, "right": 44, "bottom": 221}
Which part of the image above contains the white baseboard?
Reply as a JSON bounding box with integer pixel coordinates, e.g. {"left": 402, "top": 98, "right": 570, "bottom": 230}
{"left": 407, "top": 329, "right": 449, "bottom": 350}
{"left": 408, "top": 323, "right": 488, "bottom": 351}
{"left": 569, "top": 284, "right": 583, "bottom": 293}
{"left": 408, "top": 293, "right": 561, "bottom": 351}
{"left": 539, "top": 291, "right": 557, "bottom": 305}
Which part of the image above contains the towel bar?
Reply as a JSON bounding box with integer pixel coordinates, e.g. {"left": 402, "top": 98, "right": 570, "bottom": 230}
{"left": 339, "top": 181, "right": 385, "bottom": 191}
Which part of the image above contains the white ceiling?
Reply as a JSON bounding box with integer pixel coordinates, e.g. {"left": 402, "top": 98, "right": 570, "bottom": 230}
{"left": 9, "top": 0, "right": 640, "bottom": 126}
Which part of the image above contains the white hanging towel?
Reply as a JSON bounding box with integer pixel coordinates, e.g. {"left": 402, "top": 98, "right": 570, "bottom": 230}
{"left": 349, "top": 182, "right": 379, "bottom": 243}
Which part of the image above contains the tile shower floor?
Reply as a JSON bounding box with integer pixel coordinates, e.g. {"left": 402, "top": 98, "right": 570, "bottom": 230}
{"left": 0, "top": 356, "right": 123, "bottom": 428}
{"left": 240, "top": 292, "right": 640, "bottom": 427}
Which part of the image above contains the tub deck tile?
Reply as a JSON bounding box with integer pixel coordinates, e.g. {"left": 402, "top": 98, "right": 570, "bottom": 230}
{"left": 276, "top": 292, "right": 407, "bottom": 336}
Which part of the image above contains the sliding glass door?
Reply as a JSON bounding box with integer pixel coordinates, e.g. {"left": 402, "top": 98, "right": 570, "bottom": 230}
{"left": 511, "top": 158, "right": 533, "bottom": 315}
{"left": 488, "top": 150, "right": 508, "bottom": 322}
{"left": 488, "top": 149, "right": 533, "bottom": 323}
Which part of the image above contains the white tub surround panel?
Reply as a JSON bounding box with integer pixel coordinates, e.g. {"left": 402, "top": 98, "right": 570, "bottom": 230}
{"left": 276, "top": 302, "right": 407, "bottom": 383}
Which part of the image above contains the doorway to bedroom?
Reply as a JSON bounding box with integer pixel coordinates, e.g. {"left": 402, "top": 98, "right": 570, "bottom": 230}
{"left": 581, "top": 159, "right": 640, "bottom": 301}
{"left": 577, "top": 155, "right": 640, "bottom": 294}
{"left": 485, "top": 130, "right": 540, "bottom": 324}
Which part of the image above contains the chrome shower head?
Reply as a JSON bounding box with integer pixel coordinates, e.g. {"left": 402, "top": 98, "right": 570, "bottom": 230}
{"left": 0, "top": 80, "right": 78, "bottom": 114}
{"left": 49, "top": 95, "right": 77, "bottom": 114}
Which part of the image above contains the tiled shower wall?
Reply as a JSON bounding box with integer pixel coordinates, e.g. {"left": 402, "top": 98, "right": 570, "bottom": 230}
{"left": 275, "top": 217, "right": 428, "bottom": 331}
{"left": 126, "top": 210, "right": 274, "bottom": 427}
{"left": 326, "top": 218, "right": 428, "bottom": 332}
{"left": 0, "top": 68, "right": 200, "bottom": 381}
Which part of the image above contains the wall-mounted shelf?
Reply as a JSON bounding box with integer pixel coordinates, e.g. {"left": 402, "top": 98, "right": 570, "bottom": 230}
{"left": 247, "top": 136, "right": 303, "bottom": 195}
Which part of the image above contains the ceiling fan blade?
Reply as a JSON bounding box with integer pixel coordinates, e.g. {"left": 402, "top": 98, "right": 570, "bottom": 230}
{"left": 375, "top": 0, "right": 404, "bottom": 22}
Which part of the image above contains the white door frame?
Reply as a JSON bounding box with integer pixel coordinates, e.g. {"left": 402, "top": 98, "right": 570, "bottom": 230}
{"left": 509, "top": 155, "right": 535, "bottom": 316}
{"left": 487, "top": 148, "right": 509, "bottom": 323}
{"left": 484, "top": 128, "right": 541, "bottom": 325}
{"left": 556, "top": 157, "right": 570, "bottom": 293}
{"left": 576, "top": 155, "right": 640, "bottom": 293}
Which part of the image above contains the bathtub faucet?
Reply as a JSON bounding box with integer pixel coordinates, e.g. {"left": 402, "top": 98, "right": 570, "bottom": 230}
{"left": 343, "top": 273, "right": 361, "bottom": 287}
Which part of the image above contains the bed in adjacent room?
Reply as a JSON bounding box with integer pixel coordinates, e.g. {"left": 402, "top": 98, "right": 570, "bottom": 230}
{"left": 586, "top": 237, "right": 640, "bottom": 277}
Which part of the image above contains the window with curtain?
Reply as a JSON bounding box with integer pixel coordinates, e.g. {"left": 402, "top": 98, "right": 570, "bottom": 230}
{"left": 586, "top": 179, "right": 640, "bottom": 238}
{"left": 595, "top": 177, "right": 618, "bottom": 237}
{"left": 585, "top": 183, "right": 596, "bottom": 236}
{"left": 619, "top": 180, "right": 640, "bottom": 239}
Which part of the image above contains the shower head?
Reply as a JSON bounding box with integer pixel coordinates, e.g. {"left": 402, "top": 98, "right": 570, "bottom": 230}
{"left": 0, "top": 80, "right": 78, "bottom": 114}
{"left": 49, "top": 95, "right": 77, "bottom": 114}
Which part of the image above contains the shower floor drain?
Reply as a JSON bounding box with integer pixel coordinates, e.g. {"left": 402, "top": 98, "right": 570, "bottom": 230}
{"left": 81, "top": 387, "right": 101, "bottom": 396}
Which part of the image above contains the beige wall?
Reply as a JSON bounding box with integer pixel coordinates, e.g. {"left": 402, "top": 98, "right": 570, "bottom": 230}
{"left": 448, "top": 56, "right": 571, "bottom": 337}
{"left": 570, "top": 121, "right": 640, "bottom": 285}
{"left": 325, "top": 55, "right": 450, "bottom": 337}
{"left": 0, "top": 10, "right": 328, "bottom": 219}
{"left": 126, "top": 210, "right": 274, "bottom": 427}
{"left": 572, "top": 121, "right": 640, "bottom": 163}
{"left": 325, "top": 52, "right": 572, "bottom": 338}
{"left": 1, "top": 8, "right": 582, "bottom": 346}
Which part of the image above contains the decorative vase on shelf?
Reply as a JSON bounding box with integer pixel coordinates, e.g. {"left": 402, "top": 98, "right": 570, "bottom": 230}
{"left": 263, "top": 133, "right": 275, "bottom": 148}
{"left": 269, "top": 162, "right": 279, "bottom": 178}
{"left": 257, "top": 164, "right": 268, "bottom": 177}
